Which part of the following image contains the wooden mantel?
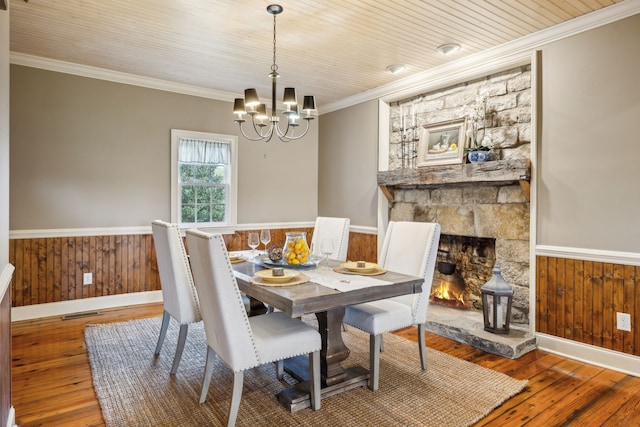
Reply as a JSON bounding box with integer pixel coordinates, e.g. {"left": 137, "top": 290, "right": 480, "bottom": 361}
{"left": 378, "top": 158, "right": 531, "bottom": 201}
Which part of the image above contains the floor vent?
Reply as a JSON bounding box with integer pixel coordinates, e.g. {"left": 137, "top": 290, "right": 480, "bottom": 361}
{"left": 61, "top": 311, "right": 101, "bottom": 320}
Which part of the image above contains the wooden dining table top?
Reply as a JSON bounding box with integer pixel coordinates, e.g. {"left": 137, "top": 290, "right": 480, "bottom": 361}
{"left": 232, "top": 257, "right": 423, "bottom": 318}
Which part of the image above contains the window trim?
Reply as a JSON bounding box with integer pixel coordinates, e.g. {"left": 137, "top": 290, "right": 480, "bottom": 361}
{"left": 170, "top": 129, "right": 238, "bottom": 232}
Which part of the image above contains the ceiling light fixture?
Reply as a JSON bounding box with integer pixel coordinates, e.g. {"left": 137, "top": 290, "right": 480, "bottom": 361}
{"left": 437, "top": 43, "right": 461, "bottom": 55}
{"left": 233, "top": 4, "right": 316, "bottom": 142}
{"left": 386, "top": 64, "right": 406, "bottom": 74}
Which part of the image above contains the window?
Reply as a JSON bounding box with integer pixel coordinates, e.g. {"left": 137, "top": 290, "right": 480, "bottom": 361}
{"left": 171, "top": 129, "right": 237, "bottom": 231}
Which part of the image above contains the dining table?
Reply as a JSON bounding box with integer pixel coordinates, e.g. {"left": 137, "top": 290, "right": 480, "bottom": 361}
{"left": 231, "top": 253, "right": 424, "bottom": 412}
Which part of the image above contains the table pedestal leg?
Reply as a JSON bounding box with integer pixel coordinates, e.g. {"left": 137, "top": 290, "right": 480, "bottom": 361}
{"left": 246, "top": 296, "right": 267, "bottom": 315}
{"left": 278, "top": 307, "right": 369, "bottom": 412}
{"left": 316, "top": 308, "right": 349, "bottom": 385}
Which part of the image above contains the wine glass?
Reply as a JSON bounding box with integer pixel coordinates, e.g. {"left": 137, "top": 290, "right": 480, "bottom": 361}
{"left": 248, "top": 232, "right": 260, "bottom": 258}
{"left": 260, "top": 229, "right": 271, "bottom": 254}
{"left": 309, "top": 242, "right": 322, "bottom": 269}
{"left": 320, "top": 238, "right": 335, "bottom": 268}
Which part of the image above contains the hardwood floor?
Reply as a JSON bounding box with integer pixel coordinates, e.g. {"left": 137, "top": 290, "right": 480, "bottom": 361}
{"left": 11, "top": 303, "right": 640, "bottom": 426}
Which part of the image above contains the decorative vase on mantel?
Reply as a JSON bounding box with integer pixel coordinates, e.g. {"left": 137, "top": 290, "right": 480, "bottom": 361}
{"left": 467, "top": 150, "right": 490, "bottom": 163}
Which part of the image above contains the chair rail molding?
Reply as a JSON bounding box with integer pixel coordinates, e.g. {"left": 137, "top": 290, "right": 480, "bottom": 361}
{"left": 9, "top": 221, "right": 375, "bottom": 239}
{"left": 536, "top": 245, "right": 640, "bottom": 266}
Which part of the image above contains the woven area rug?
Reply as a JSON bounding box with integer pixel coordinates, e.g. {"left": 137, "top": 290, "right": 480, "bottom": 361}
{"left": 85, "top": 316, "right": 527, "bottom": 427}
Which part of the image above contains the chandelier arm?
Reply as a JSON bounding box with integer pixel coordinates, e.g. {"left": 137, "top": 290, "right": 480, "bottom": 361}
{"left": 237, "top": 121, "right": 275, "bottom": 142}
{"left": 274, "top": 120, "right": 290, "bottom": 138}
{"left": 293, "top": 119, "right": 312, "bottom": 139}
{"left": 275, "top": 119, "right": 311, "bottom": 141}
{"left": 237, "top": 123, "right": 269, "bottom": 141}
{"left": 250, "top": 115, "right": 275, "bottom": 139}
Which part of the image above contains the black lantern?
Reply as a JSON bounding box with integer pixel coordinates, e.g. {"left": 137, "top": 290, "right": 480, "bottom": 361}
{"left": 481, "top": 265, "right": 514, "bottom": 334}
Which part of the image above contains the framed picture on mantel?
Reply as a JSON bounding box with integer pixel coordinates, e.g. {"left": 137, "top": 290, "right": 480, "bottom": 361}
{"left": 416, "top": 119, "right": 466, "bottom": 167}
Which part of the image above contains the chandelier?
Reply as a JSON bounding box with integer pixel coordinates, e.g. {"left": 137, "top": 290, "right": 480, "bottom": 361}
{"left": 233, "top": 4, "right": 317, "bottom": 142}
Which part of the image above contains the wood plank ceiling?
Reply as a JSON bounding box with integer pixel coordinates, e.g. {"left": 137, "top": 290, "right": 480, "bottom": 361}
{"left": 8, "top": 0, "right": 623, "bottom": 109}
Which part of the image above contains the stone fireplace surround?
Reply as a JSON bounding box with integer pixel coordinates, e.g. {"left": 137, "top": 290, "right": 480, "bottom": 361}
{"left": 378, "top": 66, "right": 537, "bottom": 357}
{"left": 381, "top": 164, "right": 531, "bottom": 326}
{"left": 378, "top": 166, "right": 536, "bottom": 357}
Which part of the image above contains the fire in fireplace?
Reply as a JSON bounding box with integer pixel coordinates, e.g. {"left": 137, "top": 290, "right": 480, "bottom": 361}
{"left": 430, "top": 253, "right": 467, "bottom": 308}
{"left": 429, "top": 236, "right": 496, "bottom": 311}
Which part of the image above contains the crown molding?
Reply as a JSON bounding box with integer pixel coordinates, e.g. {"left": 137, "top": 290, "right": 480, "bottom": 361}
{"left": 322, "top": 0, "right": 640, "bottom": 113}
{"left": 9, "top": 52, "right": 239, "bottom": 102}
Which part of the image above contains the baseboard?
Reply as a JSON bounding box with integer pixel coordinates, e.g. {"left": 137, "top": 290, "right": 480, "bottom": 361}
{"left": 7, "top": 406, "right": 15, "bottom": 427}
{"left": 11, "top": 291, "right": 163, "bottom": 322}
{"left": 536, "top": 333, "right": 640, "bottom": 377}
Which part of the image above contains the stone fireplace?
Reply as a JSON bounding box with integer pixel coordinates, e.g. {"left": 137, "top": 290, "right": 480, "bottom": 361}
{"left": 385, "top": 178, "right": 531, "bottom": 326}
{"left": 377, "top": 65, "right": 537, "bottom": 357}
{"left": 379, "top": 173, "right": 536, "bottom": 357}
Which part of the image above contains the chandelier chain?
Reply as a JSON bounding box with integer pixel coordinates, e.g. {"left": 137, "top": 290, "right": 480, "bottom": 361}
{"left": 271, "top": 13, "right": 278, "bottom": 74}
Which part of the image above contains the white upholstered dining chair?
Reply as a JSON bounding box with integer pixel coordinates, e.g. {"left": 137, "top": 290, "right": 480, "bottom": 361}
{"left": 185, "top": 229, "right": 322, "bottom": 425}
{"left": 343, "top": 221, "right": 441, "bottom": 391}
{"left": 309, "top": 216, "right": 351, "bottom": 261}
{"left": 151, "top": 220, "right": 201, "bottom": 375}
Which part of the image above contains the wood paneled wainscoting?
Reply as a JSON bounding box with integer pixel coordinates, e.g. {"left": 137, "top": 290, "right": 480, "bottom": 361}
{"left": 9, "top": 234, "right": 161, "bottom": 308}
{"left": 537, "top": 256, "right": 640, "bottom": 357}
{"left": 9, "top": 228, "right": 378, "bottom": 308}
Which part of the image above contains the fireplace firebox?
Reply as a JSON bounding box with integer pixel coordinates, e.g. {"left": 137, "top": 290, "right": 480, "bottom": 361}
{"left": 429, "top": 235, "right": 496, "bottom": 312}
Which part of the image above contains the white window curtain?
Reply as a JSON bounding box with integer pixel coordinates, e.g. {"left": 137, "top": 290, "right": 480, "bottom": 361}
{"left": 178, "top": 138, "right": 230, "bottom": 164}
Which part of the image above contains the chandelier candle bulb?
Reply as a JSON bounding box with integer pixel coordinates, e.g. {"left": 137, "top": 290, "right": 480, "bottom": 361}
{"left": 302, "top": 96, "right": 316, "bottom": 114}
{"left": 283, "top": 87, "right": 297, "bottom": 105}
{"left": 244, "top": 89, "right": 260, "bottom": 107}
{"left": 233, "top": 99, "right": 246, "bottom": 121}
